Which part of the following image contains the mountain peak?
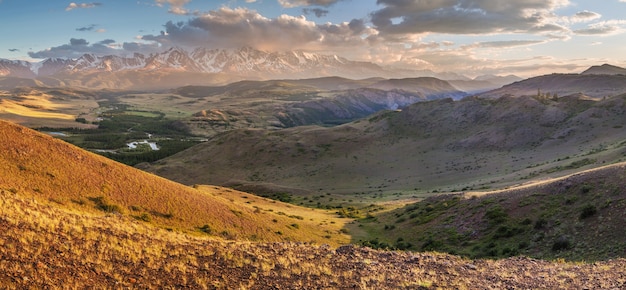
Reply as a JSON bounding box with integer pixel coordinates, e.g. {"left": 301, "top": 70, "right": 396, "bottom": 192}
{"left": 581, "top": 64, "right": 626, "bottom": 75}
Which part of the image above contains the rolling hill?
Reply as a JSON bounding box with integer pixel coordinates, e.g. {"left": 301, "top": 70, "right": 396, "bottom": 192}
{"left": 1, "top": 120, "right": 625, "bottom": 288}
{"left": 0, "top": 120, "right": 350, "bottom": 245}
{"left": 139, "top": 93, "right": 626, "bottom": 203}
{"left": 478, "top": 73, "right": 626, "bottom": 99}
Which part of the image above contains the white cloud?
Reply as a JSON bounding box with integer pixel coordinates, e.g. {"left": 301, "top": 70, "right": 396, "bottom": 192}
{"left": 277, "top": 0, "right": 344, "bottom": 8}
{"left": 567, "top": 11, "right": 602, "bottom": 23}
{"left": 574, "top": 20, "right": 626, "bottom": 36}
{"left": 155, "top": 0, "right": 191, "bottom": 15}
{"left": 65, "top": 2, "right": 101, "bottom": 11}
{"left": 463, "top": 40, "right": 546, "bottom": 50}
{"left": 140, "top": 7, "right": 376, "bottom": 53}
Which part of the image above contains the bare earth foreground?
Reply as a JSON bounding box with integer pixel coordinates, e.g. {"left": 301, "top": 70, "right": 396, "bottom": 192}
{"left": 0, "top": 122, "right": 624, "bottom": 288}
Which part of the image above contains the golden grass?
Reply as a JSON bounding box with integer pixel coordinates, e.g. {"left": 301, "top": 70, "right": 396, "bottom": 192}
{"left": 0, "top": 89, "right": 99, "bottom": 127}
{"left": 0, "top": 120, "right": 347, "bottom": 245}
{"left": 3, "top": 188, "right": 625, "bottom": 289}
{"left": 0, "top": 98, "right": 75, "bottom": 120}
{"left": 1, "top": 120, "right": 626, "bottom": 288}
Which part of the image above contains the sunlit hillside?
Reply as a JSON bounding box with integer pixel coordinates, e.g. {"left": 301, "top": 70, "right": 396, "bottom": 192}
{"left": 0, "top": 120, "right": 349, "bottom": 244}
{"left": 2, "top": 174, "right": 626, "bottom": 288}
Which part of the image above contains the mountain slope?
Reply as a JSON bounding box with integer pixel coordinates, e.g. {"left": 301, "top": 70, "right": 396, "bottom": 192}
{"left": 581, "top": 64, "right": 626, "bottom": 75}
{"left": 0, "top": 120, "right": 349, "bottom": 244}
{"left": 479, "top": 74, "right": 626, "bottom": 99}
{"left": 353, "top": 162, "right": 626, "bottom": 261}
{"left": 140, "top": 94, "right": 626, "bottom": 199}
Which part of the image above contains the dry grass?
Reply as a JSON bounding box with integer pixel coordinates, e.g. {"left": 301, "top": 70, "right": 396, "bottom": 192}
{"left": 142, "top": 94, "right": 626, "bottom": 205}
{"left": 0, "top": 120, "right": 347, "bottom": 245}
{"left": 1, "top": 119, "right": 626, "bottom": 288}
{"left": 1, "top": 189, "right": 625, "bottom": 288}
{"left": 0, "top": 88, "right": 99, "bottom": 127}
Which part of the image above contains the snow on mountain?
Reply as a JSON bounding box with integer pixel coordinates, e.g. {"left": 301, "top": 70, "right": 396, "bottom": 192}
{"left": 0, "top": 47, "right": 386, "bottom": 79}
{"left": 0, "top": 59, "right": 36, "bottom": 78}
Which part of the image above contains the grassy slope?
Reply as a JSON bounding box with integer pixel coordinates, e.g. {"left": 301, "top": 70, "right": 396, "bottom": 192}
{"left": 0, "top": 120, "right": 349, "bottom": 245}
{"left": 1, "top": 180, "right": 625, "bottom": 288}
{"left": 0, "top": 87, "right": 99, "bottom": 128}
{"left": 352, "top": 162, "right": 626, "bottom": 261}
{"left": 140, "top": 94, "right": 626, "bottom": 204}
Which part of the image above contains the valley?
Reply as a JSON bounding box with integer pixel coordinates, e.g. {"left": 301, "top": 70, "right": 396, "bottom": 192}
{"left": 1, "top": 62, "right": 626, "bottom": 288}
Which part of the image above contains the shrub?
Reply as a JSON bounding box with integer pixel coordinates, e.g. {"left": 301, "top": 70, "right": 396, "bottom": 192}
{"left": 579, "top": 204, "right": 597, "bottom": 219}
{"left": 198, "top": 224, "right": 212, "bottom": 234}
{"left": 89, "top": 196, "right": 123, "bottom": 214}
{"left": 485, "top": 206, "right": 508, "bottom": 224}
{"left": 534, "top": 218, "right": 548, "bottom": 230}
{"left": 134, "top": 213, "right": 152, "bottom": 222}
{"left": 552, "top": 236, "right": 571, "bottom": 251}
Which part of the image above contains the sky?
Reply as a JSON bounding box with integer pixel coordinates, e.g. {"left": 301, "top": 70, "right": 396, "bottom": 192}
{"left": 1, "top": 0, "right": 626, "bottom": 77}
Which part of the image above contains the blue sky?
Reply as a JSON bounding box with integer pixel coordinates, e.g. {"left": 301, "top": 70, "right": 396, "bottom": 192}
{"left": 1, "top": 0, "right": 625, "bottom": 77}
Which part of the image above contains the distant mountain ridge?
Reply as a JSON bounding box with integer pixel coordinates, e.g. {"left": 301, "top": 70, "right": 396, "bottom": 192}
{"left": 479, "top": 72, "right": 626, "bottom": 99}
{"left": 0, "top": 47, "right": 519, "bottom": 90}
{"left": 0, "top": 47, "right": 390, "bottom": 79}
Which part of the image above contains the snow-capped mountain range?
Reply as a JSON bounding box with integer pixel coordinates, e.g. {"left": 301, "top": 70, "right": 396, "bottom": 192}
{"left": 0, "top": 47, "right": 522, "bottom": 90}
{"left": 0, "top": 47, "right": 383, "bottom": 79}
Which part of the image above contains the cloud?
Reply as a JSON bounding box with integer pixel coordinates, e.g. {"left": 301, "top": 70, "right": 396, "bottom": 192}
{"left": 155, "top": 0, "right": 192, "bottom": 15}
{"left": 76, "top": 24, "right": 97, "bottom": 32}
{"left": 140, "top": 7, "right": 376, "bottom": 52}
{"left": 278, "top": 0, "right": 344, "bottom": 8}
{"left": 302, "top": 8, "right": 329, "bottom": 18}
{"left": 463, "top": 40, "right": 546, "bottom": 49}
{"left": 28, "top": 38, "right": 121, "bottom": 58}
{"left": 371, "top": 0, "right": 571, "bottom": 35}
{"left": 574, "top": 20, "right": 626, "bottom": 35}
{"left": 65, "top": 2, "right": 101, "bottom": 11}
{"left": 9, "top": 48, "right": 19, "bottom": 52}
{"left": 568, "top": 11, "right": 602, "bottom": 23}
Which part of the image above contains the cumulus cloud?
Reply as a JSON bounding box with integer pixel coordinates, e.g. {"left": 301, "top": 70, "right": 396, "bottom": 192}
{"left": 140, "top": 7, "right": 376, "bottom": 52}
{"left": 302, "top": 8, "right": 329, "bottom": 18}
{"left": 278, "top": 0, "right": 345, "bottom": 8}
{"left": 371, "top": 0, "right": 571, "bottom": 35}
{"left": 28, "top": 38, "right": 121, "bottom": 58}
{"left": 155, "top": 0, "right": 192, "bottom": 15}
{"left": 65, "top": 2, "right": 101, "bottom": 11}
